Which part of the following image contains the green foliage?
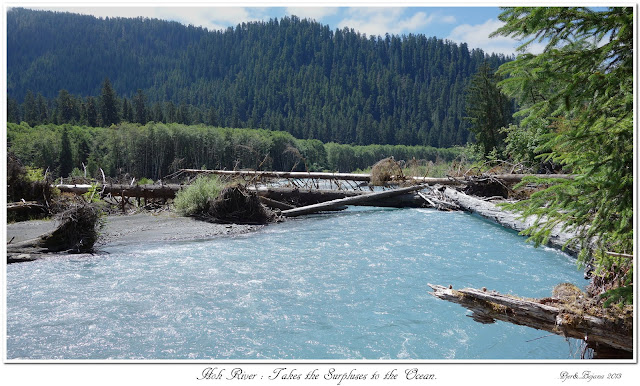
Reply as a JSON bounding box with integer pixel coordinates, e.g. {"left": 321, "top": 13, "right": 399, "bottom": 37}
{"left": 8, "top": 122, "right": 464, "bottom": 179}
{"left": 100, "top": 78, "right": 120, "bottom": 126}
{"left": 70, "top": 167, "right": 85, "bottom": 178}
{"left": 493, "top": 7, "right": 633, "bottom": 304}
{"left": 82, "top": 184, "right": 102, "bottom": 203}
{"left": 7, "top": 8, "right": 513, "bottom": 148}
{"left": 24, "top": 166, "right": 45, "bottom": 182}
{"left": 602, "top": 284, "right": 633, "bottom": 308}
{"left": 137, "top": 177, "right": 154, "bottom": 185}
{"left": 465, "top": 63, "right": 514, "bottom": 156}
{"left": 58, "top": 126, "right": 73, "bottom": 177}
{"left": 174, "top": 175, "right": 225, "bottom": 217}
{"left": 324, "top": 142, "right": 462, "bottom": 173}
{"left": 501, "top": 121, "right": 551, "bottom": 170}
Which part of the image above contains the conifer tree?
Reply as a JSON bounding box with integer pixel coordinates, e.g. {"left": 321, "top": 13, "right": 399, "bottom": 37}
{"left": 122, "top": 98, "right": 133, "bottom": 122}
{"left": 36, "top": 93, "right": 49, "bottom": 124}
{"left": 86, "top": 96, "right": 98, "bottom": 127}
{"left": 58, "top": 127, "right": 73, "bottom": 177}
{"left": 464, "top": 63, "right": 513, "bottom": 156}
{"left": 100, "top": 77, "right": 120, "bottom": 126}
{"left": 206, "top": 106, "right": 218, "bottom": 127}
{"left": 133, "top": 89, "right": 148, "bottom": 124}
{"left": 56, "top": 89, "right": 76, "bottom": 124}
{"left": 493, "top": 7, "right": 633, "bottom": 304}
{"left": 23, "top": 90, "right": 38, "bottom": 126}
{"left": 7, "top": 97, "right": 21, "bottom": 123}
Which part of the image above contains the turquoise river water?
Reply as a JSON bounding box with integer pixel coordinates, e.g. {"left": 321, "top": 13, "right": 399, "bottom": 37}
{"left": 6, "top": 207, "right": 587, "bottom": 360}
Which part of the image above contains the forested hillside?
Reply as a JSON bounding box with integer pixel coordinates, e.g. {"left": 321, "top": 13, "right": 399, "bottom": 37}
{"left": 7, "top": 8, "right": 510, "bottom": 147}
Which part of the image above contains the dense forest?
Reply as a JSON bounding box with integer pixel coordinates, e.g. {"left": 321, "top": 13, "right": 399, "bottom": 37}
{"left": 7, "top": 122, "right": 464, "bottom": 179}
{"left": 7, "top": 7, "right": 511, "bottom": 148}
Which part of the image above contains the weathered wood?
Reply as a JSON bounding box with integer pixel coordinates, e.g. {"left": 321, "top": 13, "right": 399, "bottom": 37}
{"left": 258, "top": 196, "right": 295, "bottom": 210}
{"left": 447, "top": 173, "right": 574, "bottom": 183}
{"left": 428, "top": 284, "right": 632, "bottom": 355}
{"left": 417, "top": 190, "right": 459, "bottom": 211}
{"left": 281, "top": 184, "right": 428, "bottom": 217}
{"left": 180, "top": 169, "right": 372, "bottom": 181}
{"left": 55, "top": 184, "right": 425, "bottom": 209}
{"left": 57, "top": 184, "right": 181, "bottom": 199}
{"left": 442, "top": 187, "right": 581, "bottom": 254}
{"left": 7, "top": 201, "right": 47, "bottom": 213}
{"left": 181, "top": 169, "right": 573, "bottom": 185}
{"left": 249, "top": 186, "right": 423, "bottom": 208}
{"left": 7, "top": 253, "right": 39, "bottom": 263}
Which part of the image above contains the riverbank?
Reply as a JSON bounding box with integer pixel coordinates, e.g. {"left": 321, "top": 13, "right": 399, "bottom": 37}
{"left": 6, "top": 212, "right": 262, "bottom": 251}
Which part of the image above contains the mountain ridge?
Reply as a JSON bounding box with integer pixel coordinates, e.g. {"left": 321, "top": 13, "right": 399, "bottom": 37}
{"left": 7, "top": 7, "right": 511, "bottom": 147}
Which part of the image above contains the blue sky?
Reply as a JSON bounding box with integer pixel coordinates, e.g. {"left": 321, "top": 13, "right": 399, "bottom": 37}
{"left": 18, "top": 1, "right": 551, "bottom": 56}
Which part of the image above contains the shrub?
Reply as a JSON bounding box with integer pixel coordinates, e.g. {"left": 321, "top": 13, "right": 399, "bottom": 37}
{"left": 174, "top": 175, "right": 225, "bottom": 216}
{"left": 137, "top": 177, "right": 154, "bottom": 185}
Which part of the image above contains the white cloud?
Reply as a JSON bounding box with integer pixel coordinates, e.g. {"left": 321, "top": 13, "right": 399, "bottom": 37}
{"left": 158, "top": 8, "right": 267, "bottom": 31}
{"left": 27, "top": 6, "right": 271, "bottom": 32}
{"left": 447, "top": 18, "right": 545, "bottom": 56}
{"left": 285, "top": 7, "right": 339, "bottom": 21}
{"left": 337, "top": 7, "right": 435, "bottom": 37}
{"left": 440, "top": 15, "right": 456, "bottom": 24}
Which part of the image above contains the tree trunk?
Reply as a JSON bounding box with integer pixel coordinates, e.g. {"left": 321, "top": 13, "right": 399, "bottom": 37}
{"left": 281, "top": 184, "right": 428, "bottom": 217}
{"left": 57, "top": 184, "right": 181, "bottom": 199}
{"left": 428, "top": 284, "right": 632, "bottom": 357}
{"left": 180, "top": 169, "right": 573, "bottom": 185}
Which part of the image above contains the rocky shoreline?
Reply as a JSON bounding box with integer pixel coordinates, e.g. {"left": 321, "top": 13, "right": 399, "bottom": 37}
{"left": 6, "top": 212, "right": 263, "bottom": 262}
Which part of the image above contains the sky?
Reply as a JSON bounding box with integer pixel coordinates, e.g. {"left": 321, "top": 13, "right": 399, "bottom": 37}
{"left": 9, "top": 1, "right": 557, "bottom": 56}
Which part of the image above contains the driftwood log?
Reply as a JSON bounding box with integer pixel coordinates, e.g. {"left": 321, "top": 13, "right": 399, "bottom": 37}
{"left": 180, "top": 169, "right": 372, "bottom": 182}
{"left": 57, "top": 184, "right": 180, "bottom": 199}
{"left": 249, "top": 186, "right": 425, "bottom": 208}
{"left": 7, "top": 204, "right": 103, "bottom": 263}
{"left": 181, "top": 169, "right": 573, "bottom": 185}
{"left": 56, "top": 184, "right": 427, "bottom": 209}
{"left": 7, "top": 201, "right": 48, "bottom": 217}
{"left": 281, "top": 184, "right": 429, "bottom": 217}
{"left": 257, "top": 196, "right": 295, "bottom": 210}
{"left": 428, "top": 284, "right": 633, "bottom": 358}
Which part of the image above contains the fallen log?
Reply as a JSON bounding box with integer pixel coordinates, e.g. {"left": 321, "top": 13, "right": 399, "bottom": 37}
{"left": 181, "top": 169, "right": 573, "bottom": 185}
{"left": 7, "top": 201, "right": 48, "bottom": 214}
{"left": 249, "top": 186, "right": 424, "bottom": 208}
{"left": 428, "top": 284, "right": 632, "bottom": 358}
{"left": 56, "top": 184, "right": 426, "bottom": 209}
{"left": 258, "top": 196, "right": 295, "bottom": 210}
{"left": 417, "top": 190, "right": 459, "bottom": 211}
{"left": 281, "top": 184, "right": 428, "bottom": 217}
{"left": 180, "top": 169, "right": 372, "bottom": 181}
{"left": 57, "top": 184, "right": 181, "bottom": 199}
{"left": 7, "top": 204, "right": 103, "bottom": 263}
{"left": 441, "top": 187, "right": 581, "bottom": 255}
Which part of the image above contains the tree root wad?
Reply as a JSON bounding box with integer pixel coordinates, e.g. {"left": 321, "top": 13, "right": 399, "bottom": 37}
{"left": 7, "top": 203, "right": 104, "bottom": 263}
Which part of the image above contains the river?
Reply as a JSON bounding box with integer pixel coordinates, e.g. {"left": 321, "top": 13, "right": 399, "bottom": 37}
{"left": 6, "top": 207, "right": 587, "bottom": 360}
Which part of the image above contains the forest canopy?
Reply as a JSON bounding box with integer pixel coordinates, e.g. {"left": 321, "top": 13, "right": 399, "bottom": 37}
{"left": 7, "top": 122, "right": 464, "bottom": 179}
{"left": 7, "top": 7, "right": 511, "bottom": 148}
